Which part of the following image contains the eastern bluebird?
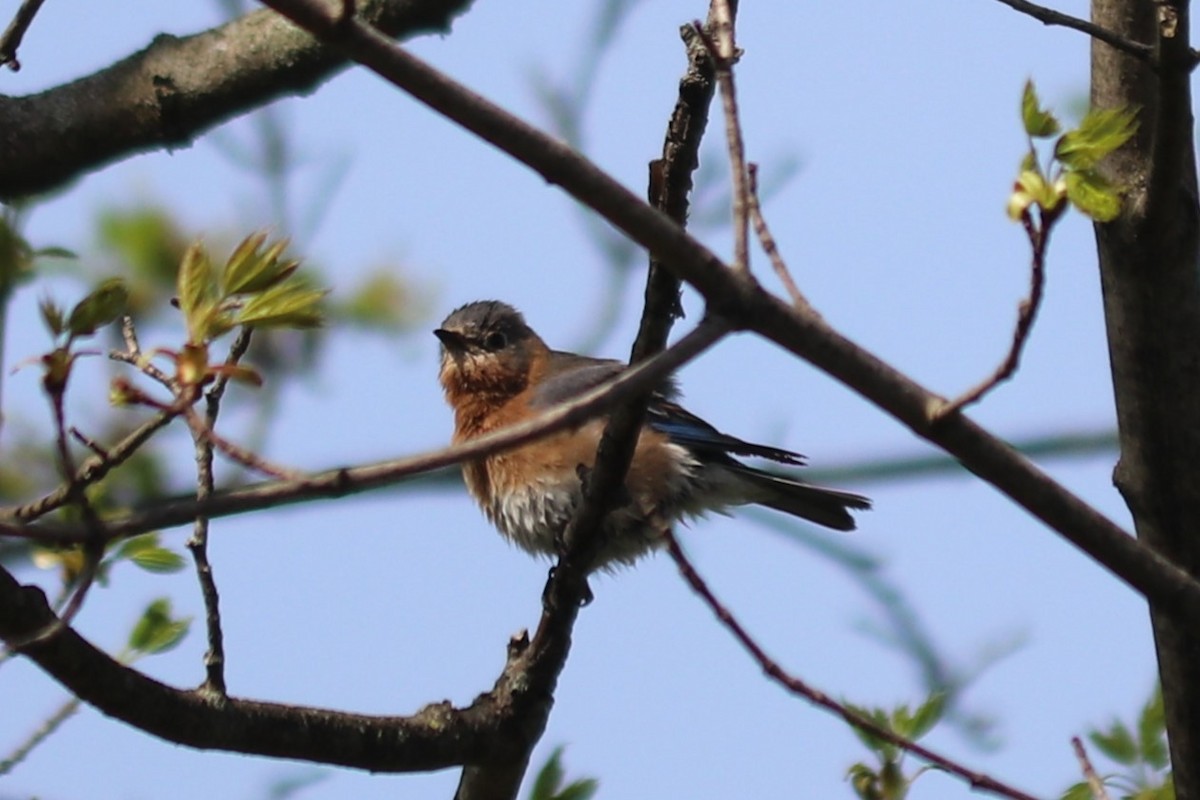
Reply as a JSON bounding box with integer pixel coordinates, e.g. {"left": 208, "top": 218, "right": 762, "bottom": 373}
{"left": 435, "top": 300, "right": 870, "bottom": 570}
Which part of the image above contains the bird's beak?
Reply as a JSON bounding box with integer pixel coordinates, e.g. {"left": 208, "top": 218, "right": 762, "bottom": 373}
{"left": 434, "top": 328, "right": 468, "bottom": 352}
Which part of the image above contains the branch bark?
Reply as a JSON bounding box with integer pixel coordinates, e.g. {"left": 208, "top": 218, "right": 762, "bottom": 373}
{"left": 1091, "top": 0, "right": 1200, "bottom": 795}
{"left": 0, "top": 0, "right": 474, "bottom": 200}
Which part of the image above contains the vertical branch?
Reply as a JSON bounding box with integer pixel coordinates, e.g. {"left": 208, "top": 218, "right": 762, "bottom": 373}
{"left": 187, "top": 328, "right": 253, "bottom": 696}
{"left": 747, "top": 163, "right": 815, "bottom": 312}
{"left": 1091, "top": 0, "right": 1200, "bottom": 795}
{"left": 696, "top": 0, "right": 750, "bottom": 274}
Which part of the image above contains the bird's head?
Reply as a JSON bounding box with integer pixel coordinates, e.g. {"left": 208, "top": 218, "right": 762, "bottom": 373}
{"left": 435, "top": 300, "right": 545, "bottom": 405}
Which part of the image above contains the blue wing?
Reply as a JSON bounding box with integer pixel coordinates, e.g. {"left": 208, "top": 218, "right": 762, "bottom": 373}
{"left": 646, "top": 400, "right": 806, "bottom": 465}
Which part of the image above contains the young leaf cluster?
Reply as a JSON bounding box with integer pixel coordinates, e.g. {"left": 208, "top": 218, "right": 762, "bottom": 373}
{"left": 178, "top": 233, "right": 324, "bottom": 346}
{"left": 1008, "top": 80, "right": 1138, "bottom": 224}
{"left": 36, "top": 277, "right": 129, "bottom": 396}
{"left": 1061, "top": 687, "right": 1172, "bottom": 800}
{"left": 846, "top": 694, "right": 946, "bottom": 800}
{"left": 137, "top": 233, "right": 327, "bottom": 396}
{"left": 33, "top": 532, "right": 185, "bottom": 589}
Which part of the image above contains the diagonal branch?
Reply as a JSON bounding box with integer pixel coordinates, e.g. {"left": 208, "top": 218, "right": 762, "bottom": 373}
{"left": 255, "top": 0, "right": 1200, "bottom": 628}
{"left": 990, "top": 0, "right": 1156, "bottom": 64}
{"left": 0, "top": 0, "right": 475, "bottom": 199}
{"left": 0, "top": 0, "right": 48, "bottom": 70}
{"left": 665, "top": 533, "right": 1038, "bottom": 800}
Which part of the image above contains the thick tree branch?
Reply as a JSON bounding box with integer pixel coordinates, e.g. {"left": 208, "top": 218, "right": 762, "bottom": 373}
{"left": 1092, "top": 0, "right": 1200, "bottom": 794}
{"left": 257, "top": 0, "right": 1200, "bottom": 628}
{"left": 0, "top": 562, "right": 504, "bottom": 771}
{"left": 0, "top": 0, "right": 474, "bottom": 200}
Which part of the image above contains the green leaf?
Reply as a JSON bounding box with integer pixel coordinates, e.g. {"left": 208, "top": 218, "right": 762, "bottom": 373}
{"left": 335, "top": 271, "right": 422, "bottom": 331}
{"left": 116, "top": 533, "right": 185, "bottom": 574}
{"left": 66, "top": 278, "right": 129, "bottom": 338}
{"left": 552, "top": 780, "right": 598, "bottom": 800}
{"left": 1138, "top": 686, "right": 1169, "bottom": 769}
{"left": 222, "top": 233, "right": 301, "bottom": 296}
{"left": 907, "top": 692, "right": 946, "bottom": 740}
{"left": 221, "top": 231, "right": 269, "bottom": 295}
{"left": 97, "top": 206, "right": 187, "bottom": 289}
{"left": 128, "top": 598, "right": 191, "bottom": 655}
{"left": 845, "top": 703, "right": 898, "bottom": 761}
{"left": 1058, "top": 781, "right": 1095, "bottom": 800}
{"left": 1066, "top": 170, "right": 1123, "bottom": 222}
{"left": 39, "top": 297, "right": 65, "bottom": 337}
{"left": 1090, "top": 720, "right": 1139, "bottom": 766}
{"left": 1016, "top": 169, "right": 1065, "bottom": 211}
{"left": 1056, "top": 106, "right": 1139, "bottom": 170}
{"left": 530, "top": 747, "right": 566, "bottom": 800}
{"left": 235, "top": 282, "right": 326, "bottom": 330}
{"left": 177, "top": 242, "right": 216, "bottom": 339}
{"left": 527, "top": 747, "right": 598, "bottom": 800}
{"left": 848, "top": 763, "right": 882, "bottom": 800}
{"left": 1021, "top": 79, "right": 1061, "bottom": 138}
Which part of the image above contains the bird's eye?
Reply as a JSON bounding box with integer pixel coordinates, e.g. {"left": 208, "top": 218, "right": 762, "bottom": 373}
{"left": 483, "top": 331, "right": 508, "bottom": 351}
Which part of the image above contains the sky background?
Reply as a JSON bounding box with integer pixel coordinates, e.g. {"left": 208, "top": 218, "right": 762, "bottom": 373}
{"left": 0, "top": 1, "right": 1160, "bottom": 798}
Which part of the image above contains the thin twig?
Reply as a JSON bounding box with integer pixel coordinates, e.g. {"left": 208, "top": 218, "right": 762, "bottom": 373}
{"left": 664, "top": 531, "right": 1040, "bottom": 800}
{"left": 0, "top": 695, "right": 81, "bottom": 774}
{"left": 936, "top": 206, "right": 1059, "bottom": 419}
{"left": 187, "top": 328, "right": 253, "bottom": 697}
{"left": 1071, "top": 736, "right": 1111, "bottom": 800}
{"left": 692, "top": 3, "right": 751, "bottom": 274}
{"left": 183, "top": 405, "right": 305, "bottom": 481}
{"left": 0, "top": 0, "right": 47, "bottom": 71}
{"left": 990, "top": 0, "right": 1156, "bottom": 65}
{"left": 4, "top": 385, "right": 109, "bottom": 652}
{"left": 9, "top": 410, "right": 175, "bottom": 522}
{"left": 114, "top": 316, "right": 174, "bottom": 387}
{"left": 747, "top": 163, "right": 814, "bottom": 313}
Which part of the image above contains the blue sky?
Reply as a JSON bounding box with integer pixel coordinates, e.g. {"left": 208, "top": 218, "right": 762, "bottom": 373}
{"left": 1, "top": 1, "right": 1158, "bottom": 799}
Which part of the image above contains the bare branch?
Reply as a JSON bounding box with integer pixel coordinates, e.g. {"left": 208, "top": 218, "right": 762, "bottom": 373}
{"left": 0, "top": 0, "right": 47, "bottom": 71}
{"left": 747, "top": 162, "right": 814, "bottom": 312}
{"left": 692, "top": 4, "right": 751, "bottom": 274}
{"left": 991, "top": 0, "right": 1156, "bottom": 64}
{"left": 0, "top": 0, "right": 475, "bottom": 199}
{"left": 187, "top": 328, "right": 254, "bottom": 697}
{"left": 1070, "top": 736, "right": 1111, "bottom": 800}
{"left": 937, "top": 205, "right": 1060, "bottom": 417}
{"left": 665, "top": 532, "right": 1039, "bottom": 800}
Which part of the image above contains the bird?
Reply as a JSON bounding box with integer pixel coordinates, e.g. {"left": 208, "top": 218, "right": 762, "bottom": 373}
{"left": 435, "top": 300, "right": 870, "bottom": 570}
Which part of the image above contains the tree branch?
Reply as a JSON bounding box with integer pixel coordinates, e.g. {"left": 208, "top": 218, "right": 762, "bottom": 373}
{"left": 0, "top": 0, "right": 48, "bottom": 70}
{"left": 256, "top": 0, "right": 1200, "bottom": 626}
{"left": 0, "top": 0, "right": 474, "bottom": 200}
{"left": 665, "top": 532, "right": 1039, "bottom": 800}
{"left": 991, "top": 0, "right": 1156, "bottom": 64}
